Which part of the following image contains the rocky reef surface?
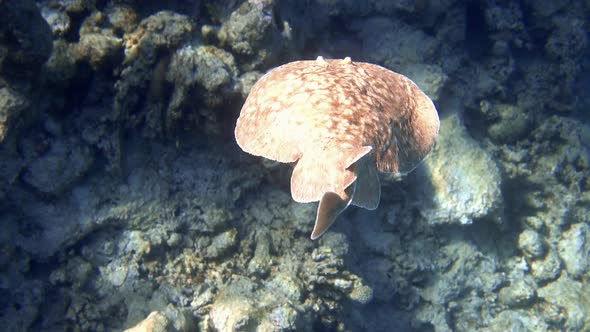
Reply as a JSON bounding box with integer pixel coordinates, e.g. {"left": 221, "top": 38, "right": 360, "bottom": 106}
{"left": 0, "top": 0, "right": 589, "bottom": 331}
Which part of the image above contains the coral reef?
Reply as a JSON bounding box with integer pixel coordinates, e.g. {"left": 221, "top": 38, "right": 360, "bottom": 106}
{"left": 0, "top": 0, "right": 589, "bottom": 331}
{"left": 0, "top": 85, "right": 29, "bottom": 144}
{"left": 217, "top": 0, "right": 286, "bottom": 70}
{"left": 0, "top": 0, "right": 53, "bottom": 80}
{"left": 415, "top": 110, "right": 503, "bottom": 226}
{"left": 0, "top": 0, "right": 53, "bottom": 143}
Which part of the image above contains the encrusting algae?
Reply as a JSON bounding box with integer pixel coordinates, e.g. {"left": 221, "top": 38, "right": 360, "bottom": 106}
{"left": 235, "top": 56, "right": 440, "bottom": 239}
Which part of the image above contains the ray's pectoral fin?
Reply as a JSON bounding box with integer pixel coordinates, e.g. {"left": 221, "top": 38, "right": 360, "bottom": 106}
{"left": 311, "top": 190, "right": 353, "bottom": 240}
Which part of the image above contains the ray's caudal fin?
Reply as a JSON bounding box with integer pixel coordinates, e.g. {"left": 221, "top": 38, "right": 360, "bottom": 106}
{"left": 311, "top": 189, "right": 353, "bottom": 240}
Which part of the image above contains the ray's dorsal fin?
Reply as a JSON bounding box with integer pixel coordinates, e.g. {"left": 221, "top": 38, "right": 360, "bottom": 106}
{"left": 341, "top": 146, "right": 374, "bottom": 189}
{"left": 311, "top": 189, "right": 353, "bottom": 240}
{"left": 345, "top": 146, "right": 373, "bottom": 169}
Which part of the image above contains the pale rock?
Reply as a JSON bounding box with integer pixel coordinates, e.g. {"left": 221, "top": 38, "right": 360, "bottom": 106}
{"left": 416, "top": 111, "right": 503, "bottom": 225}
